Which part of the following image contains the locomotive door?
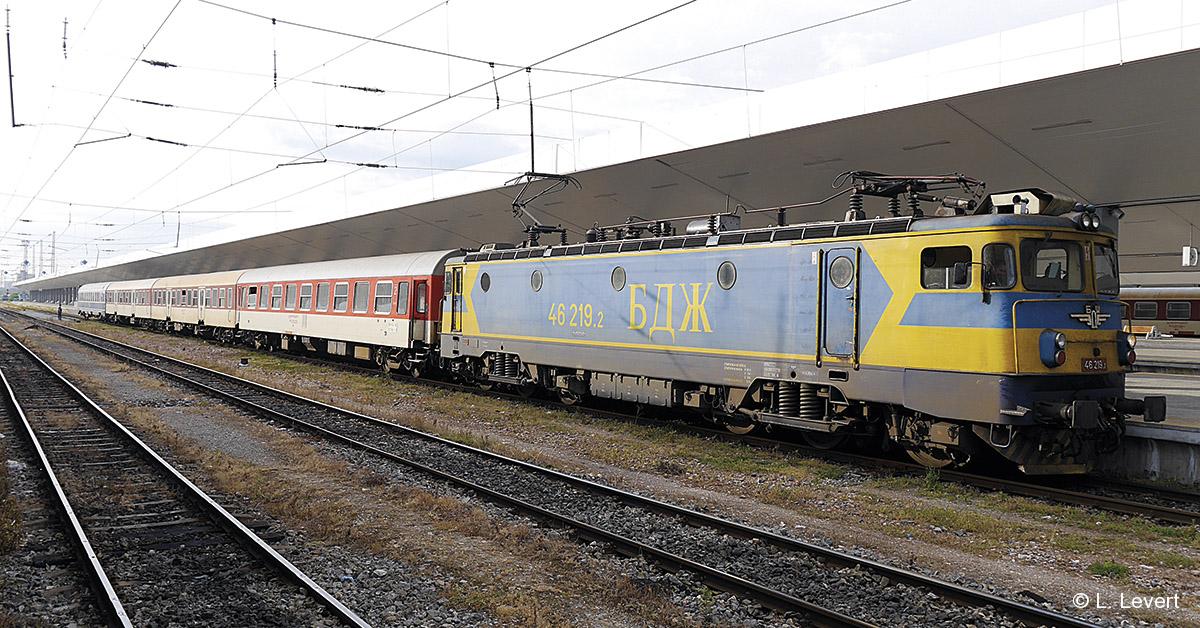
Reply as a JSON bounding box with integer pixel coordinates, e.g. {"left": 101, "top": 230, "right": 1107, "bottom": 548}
{"left": 822, "top": 248, "right": 858, "bottom": 358}
{"left": 449, "top": 267, "right": 463, "bottom": 333}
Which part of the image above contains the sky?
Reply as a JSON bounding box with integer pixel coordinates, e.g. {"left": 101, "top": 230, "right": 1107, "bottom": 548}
{"left": 0, "top": 0, "right": 1117, "bottom": 280}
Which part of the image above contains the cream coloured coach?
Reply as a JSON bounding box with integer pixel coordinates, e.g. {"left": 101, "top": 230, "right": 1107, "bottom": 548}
{"left": 105, "top": 278, "right": 156, "bottom": 322}
{"left": 151, "top": 270, "right": 245, "bottom": 331}
{"left": 235, "top": 251, "right": 457, "bottom": 368}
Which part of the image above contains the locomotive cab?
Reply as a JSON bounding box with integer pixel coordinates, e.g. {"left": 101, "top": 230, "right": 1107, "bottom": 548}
{"left": 944, "top": 192, "right": 1167, "bottom": 473}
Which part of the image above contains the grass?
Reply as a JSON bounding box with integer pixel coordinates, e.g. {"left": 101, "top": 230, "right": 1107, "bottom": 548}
{"left": 0, "top": 435, "right": 20, "bottom": 554}
{"left": 1088, "top": 559, "right": 1131, "bottom": 579}
{"left": 41, "top": 319, "right": 1200, "bottom": 594}
{"left": 18, "top": 331, "right": 688, "bottom": 627}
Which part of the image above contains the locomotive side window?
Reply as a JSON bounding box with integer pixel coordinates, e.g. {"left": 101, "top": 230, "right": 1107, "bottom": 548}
{"left": 982, "top": 244, "right": 1016, "bottom": 289}
{"left": 270, "top": 285, "right": 283, "bottom": 309}
{"left": 374, "top": 281, "right": 393, "bottom": 314}
{"left": 395, "top": 281, "right": 410, "bottom": 315}
{"left": 920, "top": 246, "right": 972, "bottom": 289}
{"left": 285, "top": 284, "right": 298, "bottom": 310}
{"left": 317, "top": 282, "right": 331, "bottom": 311}
{"left": 1167, "top": 301, "right": 1192, "bottom": 320}
{"left": 1020, "top": 239, "right": 1082, "bottom": 292}
{"left": 352, "top": 281, "right": 370, "bottom": 313}
{"left": 299, "top": 284, "right": 313, "bottom": 310}
{"left": 1094, "top": 243, "right": 1120, "bottom": 295}
{"left": 1133, "top": 302, "right": 1158, "bottom": 319}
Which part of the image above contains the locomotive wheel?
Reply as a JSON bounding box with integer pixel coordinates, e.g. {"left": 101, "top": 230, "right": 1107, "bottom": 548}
{"left": 557, "top": 388, "right": 581, "bottom": 406}
{"left": 801, "top": 431, "right": 847, "bottom": 450}
{"left": 723, "top": 421, "right": 755, "bottom": 435}
{"left": 476, "top": 380, "right": 494, "bottom": 392}
{"left": 515, "top": 382, "right": 538, "bottom": 398}
{"left": 905, "top": 448, "right": 955, "bottom": 469}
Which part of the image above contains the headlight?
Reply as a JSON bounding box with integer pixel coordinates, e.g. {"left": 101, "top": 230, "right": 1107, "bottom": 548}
{"left": 1127, "top": 333, "right": 1136, "bottom": 348}
{"left": 1055, "top": 332, "right": 1067, "bottom": 349}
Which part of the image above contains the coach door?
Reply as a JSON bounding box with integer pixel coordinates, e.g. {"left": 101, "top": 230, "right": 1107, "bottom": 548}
{"left": 822, "top": 247, "right": 858, "bottom": 359}
{"left": 412, "top": 280, "right": 430, "bottom": 342}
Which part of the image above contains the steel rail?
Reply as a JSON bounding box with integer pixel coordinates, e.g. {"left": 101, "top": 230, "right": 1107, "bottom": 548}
{"left": 0, "top": 368, "right": 133, "bottom": 628}
{"left": 0, "top": 322, "right": 371, "bottom": 628}
{"left": 24, "top": 314, "right": 1097, "bottom": 628}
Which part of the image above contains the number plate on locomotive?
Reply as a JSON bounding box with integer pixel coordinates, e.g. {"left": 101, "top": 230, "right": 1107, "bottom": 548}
{"left": 1081, "top": 358, "right": 1108, "bottom": 372}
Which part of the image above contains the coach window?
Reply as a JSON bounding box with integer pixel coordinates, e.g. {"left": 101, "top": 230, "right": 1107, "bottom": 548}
{"left": 416, "top": 282, "right": 428, "bottom": 314}
{"left": 317, "top": 282, "right": 331, "bottom": 311}
{"left": 285, "top": 284, "right": 297, "bottom": 309}
{"left": 192, "top": 289, "right": 199, "bottom": 305}
{"left": 299, "top": 284, "right": 313, "bottom": 310}
{"left": 395, "top": 281, "right": 410, "bottom": 315}
{"left": 374, "top": 281, "right": 393, "bottom": 314}
{"left": 920, "top": 246, "right": 972, "bottom": 289}
{"left": 271, "top": 284, "right": 283, "bottom": 309}
{"left": 981, "top": 243, "right": 1016, "bottom": 289}
{"left": 1133, "top": 302, "right": 1157, "bottom": 319}
{"left": 246, "top": 286, "right": 258, "bottom": 308}
{"left": 333, "top": 282, "right": 349, "bottom": 312}
{"left": 1167, "top": 302, "right": 1192, "bottom": 320}
{"left": 353, "top": 281, "right": 370, "bottom": 313}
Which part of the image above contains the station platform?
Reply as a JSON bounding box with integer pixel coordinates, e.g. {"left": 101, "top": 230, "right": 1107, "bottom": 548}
{"left": 1131, "top": 337, "right": 1200, "bottom": 374}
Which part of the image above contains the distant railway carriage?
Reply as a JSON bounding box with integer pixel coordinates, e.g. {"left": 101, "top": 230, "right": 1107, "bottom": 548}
{"left": 104, "top": 278, "right": 156, "bottom": 322}
{"left": 1121, "top": 287, "right": 1200, "bottom": 336}
{"left": 76, "top": 282, "right": 110, "bottom": 318}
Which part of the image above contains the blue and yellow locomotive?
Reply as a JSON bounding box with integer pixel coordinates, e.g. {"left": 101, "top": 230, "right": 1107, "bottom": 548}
{"left": 440, "top": 173, "right": 1164, "bottom": 474}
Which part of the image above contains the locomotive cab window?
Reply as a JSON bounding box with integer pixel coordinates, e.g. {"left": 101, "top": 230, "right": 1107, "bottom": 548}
{"left": 982, "top": 243, "right": 1016, "bottom": 289}
{"left": 1094, "top": 243, "right": 1119, "bottom": 295}
{"left": 374, "top": 281, "right": 393, "bottom": 314}
{"left": 1133, "top": 301, "right": 1158, "bottom": 319}
{"left": 920, "top": 246, "right": 972, "bottom": 289}
{"left": 1021, "top": 239, "right": 1083, "bottom": 292}
{"left": 353, "top": 281, "right": 370, "bottom": 313}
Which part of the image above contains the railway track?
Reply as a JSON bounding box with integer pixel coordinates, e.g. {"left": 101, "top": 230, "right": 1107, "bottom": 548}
{"left": 0, "top": 320, "right": 368, "bottom": 627}
{"left": 19, "top": 308, "right": 1200, "bottom": 522}
{"left": 10, "top": 312, "right": 1101, "bottom": 626}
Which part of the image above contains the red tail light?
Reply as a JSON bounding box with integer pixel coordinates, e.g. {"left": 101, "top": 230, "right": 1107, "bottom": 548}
{"left": 1126, "top": 350, "right": 1136, "bottom": 365}
{"left": 1054, "top": 349, "right": 1067, "bottom": 366}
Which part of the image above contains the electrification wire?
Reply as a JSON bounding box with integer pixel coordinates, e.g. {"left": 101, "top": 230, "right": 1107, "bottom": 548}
{"left": 194, "top": 0, "right": 752, "bottom": 94}
{"left": 530, "top": 0, "right": 914, "bottom": 103}
{"left": 114, "top": 0, "right": 448, "bottom": 212}
{"left": 87, "top": 0, "right": 705, "bottom": 248}
{"left": 0, "top": 0, "right": 182, "bottom": 246}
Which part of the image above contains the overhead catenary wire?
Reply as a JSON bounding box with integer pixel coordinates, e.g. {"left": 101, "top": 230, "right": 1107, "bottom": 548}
{"left": 81, "top": 0, "right": 705, "bottom": 251}
{"left": 0, "top": 0, "right": 182, "bottom": 247}
{"left": 194, "top": 0, "right": 758, "bottom": 94}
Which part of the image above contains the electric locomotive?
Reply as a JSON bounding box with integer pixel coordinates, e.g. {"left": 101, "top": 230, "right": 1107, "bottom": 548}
{"left": 440, "top": 173, "right": 1165, "bottom": 474}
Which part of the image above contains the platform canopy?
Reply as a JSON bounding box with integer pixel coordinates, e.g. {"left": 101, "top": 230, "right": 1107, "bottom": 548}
{"left": 20, "top": 47, "right": 1200, "bottom": 292}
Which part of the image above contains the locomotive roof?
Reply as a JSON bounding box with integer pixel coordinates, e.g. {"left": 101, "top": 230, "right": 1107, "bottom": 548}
{"left": 237, "top": 249, "right": 460, "bottom": 283}
{"left": 462, "top": 212, "right": 1110, "bottom": 263}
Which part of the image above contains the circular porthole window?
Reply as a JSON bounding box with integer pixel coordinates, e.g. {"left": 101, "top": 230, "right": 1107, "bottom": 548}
{"left": 611, "top": 266, "right": 627, "bottom": 291}
{"left": 717, "top": 261, "right": 736, "bottom": 290}
{"left": 829, "top": 256, "right": 854, "bottom": 289}
{"left": 530, "top": 269, "right": 543, "bottom": 292}
{"left": 480, "top": 272, "right": 491, "bottom": 292}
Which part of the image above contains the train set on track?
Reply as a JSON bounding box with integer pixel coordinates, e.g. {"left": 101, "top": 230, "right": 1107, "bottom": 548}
{"left": 72, "top": 172, "right": 1165, "bottom": 474}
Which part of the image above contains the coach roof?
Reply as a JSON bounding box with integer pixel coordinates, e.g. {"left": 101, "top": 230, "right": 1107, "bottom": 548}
{"left": 237, "top": 250, "right": 461, "bottom": 284}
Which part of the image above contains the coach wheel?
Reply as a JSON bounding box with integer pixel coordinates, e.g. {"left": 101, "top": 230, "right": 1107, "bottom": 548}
{"left": 408, "top": 363, "right": 424, "bottom": 379}
{"left": 557, "top": 388, "right": 583, "bottom": 406}
{"left": 801, "top": 431, "right": 847, "bottom": 450}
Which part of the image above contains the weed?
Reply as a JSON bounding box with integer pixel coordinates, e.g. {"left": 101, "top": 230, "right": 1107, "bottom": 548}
{"left": 922, "top": 467, "right": 941, "bottom": 493}
{"left": 1088, "top": 559, "right": 1131, "bottom": 579}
